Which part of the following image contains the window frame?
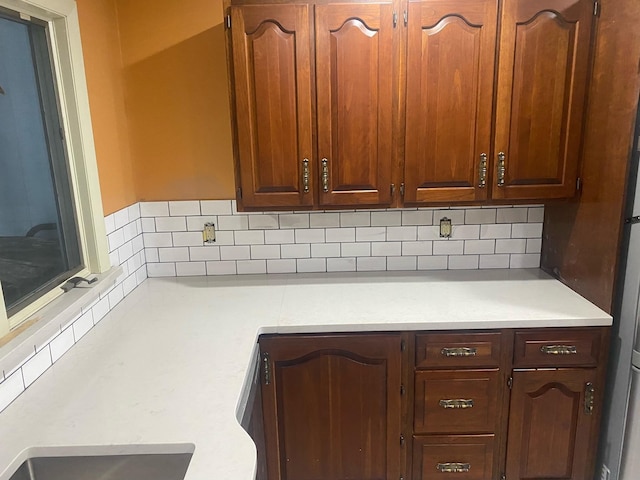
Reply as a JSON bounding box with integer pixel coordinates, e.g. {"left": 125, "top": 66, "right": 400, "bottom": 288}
{"left": 0, "top": 0, "right": 110, "bottom": 336}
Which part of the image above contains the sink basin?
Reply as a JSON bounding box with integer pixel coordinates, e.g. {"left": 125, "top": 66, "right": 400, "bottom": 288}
{"left": 2, "top": 445, "right": 194, "bottom": 480}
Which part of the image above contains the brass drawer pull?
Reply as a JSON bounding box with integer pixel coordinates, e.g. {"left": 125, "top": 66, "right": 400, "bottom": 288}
{"left": 584, "top": 382, "right": 595, "bottom": 415}
{"left": 302, "top": 158, "right": 310, "bottom": 193}
{"left": 478, "top": 153, "right": 487, "bottom": 188}
{"left": 439, "top": 398, "right": 474, "bottom": 409}
{"left": 436, "top": 462, "right": 471, "bottom": 473}
{"left": 540, "top": 345, "right": 578, "bottom": 355}
{"left": 440, "top": 347, "right": 477, "bottom": 357}
{"left": 497, "top": 151, "right": 506, "bottom": 186}
{"left": 321, "top": 158, "right": 329, "bottom": 192}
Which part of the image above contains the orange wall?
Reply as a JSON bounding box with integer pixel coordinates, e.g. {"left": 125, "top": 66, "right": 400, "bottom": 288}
{"left": 76, "top": 0, "right": 137, "bottom": 215}
{"left": 116, "top": 0, "right": 236, "bottom": 201}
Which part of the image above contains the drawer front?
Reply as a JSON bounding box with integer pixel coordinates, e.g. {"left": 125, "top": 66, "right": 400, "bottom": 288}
{"left": 513, "top": 328, "right": 602, "bottom": 367}
{"left": 415, "top": 332, "right": 502, "bottom": 368}
{"left": 413, "top": 435, "right": 494, "bottom": 480}
{"left": 414, "top": 370, "right": 500, "bottom": 434}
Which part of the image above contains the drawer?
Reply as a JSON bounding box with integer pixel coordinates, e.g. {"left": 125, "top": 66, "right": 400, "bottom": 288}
{"left": 414, "top": 370, "right": 500, "bottom": 434}
{"left": 412, "top": 435, "right": 494, "bottom": 480}
{"left": 415, "top": 332, "right": 501, "bottom": 369}
{"left": 513, "top": 328, "right": 603, "bottom": 368}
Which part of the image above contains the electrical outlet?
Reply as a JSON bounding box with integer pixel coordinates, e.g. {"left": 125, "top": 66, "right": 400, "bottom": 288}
{"left": 203, "top": 222, "right": 216, "bottom": 243}
{"left": 439, "top": 217, "right": 452, "bottom": 238}
{"left": 600, "top": 464, "right": 611, "bottom": 480}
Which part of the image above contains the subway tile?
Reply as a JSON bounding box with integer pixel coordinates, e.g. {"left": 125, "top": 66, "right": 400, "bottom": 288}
{"left": 281, "top": 244, "right": 311, "bottom": 259}
{"left": 107, "top": 284, "right": 125, "bottom": 309}
{"left": 495, "top": 239, "right": 526, "bottom": 254}
{"left": 22, "top": 346, "right": 52, "bottom": 388}
{"left": 464, "top": 239, "right": 495, "bottom": 255}
{"left": 113, "top": 208, "right": 130, "bottom": 229}
{"left": 213, "top": 230, "right": 235, "bottom": 245}
{"left": 372, "top": 242, "right": 401, "bottom": 257}
{"left": 206, "top": 260, "right": 237, "bottom": 275}
{"left": 371, "top": 211, "right": 401, "bottom": 226}
{"left": 341, "top": 242, "right": 371, "bottom": 257}
{"left": 265, "top": 229, "right": 295, "bottom": 244}
{"left": 356, "top": 227, "right": 386, "bottom": 242}
{"left": 234, "top": 230, "right": 265, "bottom": 245}
{"left": 451, "top": 224, "right": 480, "bottom": 240}
{"left": 402, "top": 241, "right": 433, "bottom": 256}
{"left": 140, "top": 201, "right": 169, "bottom": 217}
{"left": 326, "top": 228, "right": 356, "bottom": 243}
{"left": 122, "top": 274, "right": 138, "bottom": 296}
{"left": 249, "top": 214, "right": 280, "bottom": 230}
{"left": 417, "top": 226, "right": 440, "bottom": 241}
{"left": 122, "top": 222, "right": 138, "bottom": 242}
{"left": 72, "top": 311, "right": 94, "bottom": 342}
{"left": 135, "top": 265, "right": 148, "bottom": 285}
{"left": 387, "top": 256, "right": 417, "bottom": 271}
{"left": 327, "top": 257, "right": 356, "bottom": 272}
{"left": 187, "top": 216, "right": 217, "bottom": 232}
{"left": 218, "top": 215, "right": 249, "bottom": 231}
{"left": 510, "top": 253, "right": 541, "bottom": 268}
{"left": 50, "top": 327, "right": 75, "bottom": 362}
{"left": 297, "top": 258, "right": 327, "bottom": 273}
{"left": 434, "top": 209, "right": 464, "bottom": 224}
{"left": 497, "top": 207, "right": 528, "bottom": 223}
{"left": 465, "top": 208, "right": 496, "bottom": 224}
{"left": 267, "top": 259, "right": 297, "bottom": 274}
{"left": 480, "top": 224, "right": 511, "bottom": 239}
{"left": 141, "top": 218, "right": 156, "bottom": 233}
{"left": 147, "top": 262, "right": 177, "bottom": 277}
{"left": 176, "top": 262, "right": 206, "bottom": 276}
{"left": 237, "top": 260, "right": 267, "bottom": 275}
{"left": 200, "top": 200, "right": 232, "bottom": 215}
{"left": 117, "top": 241, "right": 134, "bottom": 264}
{"left": 159, "top": 247, "right": 190, "bottom": 262}
{"left": 418, "top": 256, "right": 448, "bottom": 270}
{"left": 356, "top": 257, "right": 386, "bottom": 271}
{"left": 479, "top": 254, "right": 510, "bottom": 269}
{"left": 402, "top": 210, "right": 433, "bottom": 226}
{"left": 279, "top": 214, "right": 310, "bottom": 229}
{"left": 173, "top": 231, "right": 205, "bottom": 247}
{"left": 143, "top": 232, "right": 173, "bottom": 248}
{"left": 449, "top": 255, "right": 479, "bottom": 270}
{"left": 528, "top": 206, "right": 545, "bottom": 223}
{"left": 131, "top": 235, "right": 144, "bottom": 254}
{"left": 128, "top": 203, "right": 141, "bottom": 221}
{"left": 341, "top": 212, "right": 371, "bottom": 227}
{"left": 104, "top": 215, "right": 116, "bottom": 235}
{"left": 387, "top": 226, "right": 417, "bottom": 241}
{"left": 190, "top": 246, "right": 221, "bottom": 261}
{"left": 511, "top": 223, "right": 543, "bottom": 239}
{"left": 310, "top": 213, "right": 340, "bottom": 228}
{"left": 155, "top": 216, "right": 187, "bottom": 232}
{"left": 144, "top": 248, "right": 159, "bottom": 263}
{"left": 0, "top": 371, "right": 25, "bottom": 413}
{"left": 91, "top": 296, "right": 111, "bottom": 324}
{"left": 295, "top": 229, "right": 325, "bottom": 244}
{"left": 311, "top": 243, "right": 341, "bottom": 258}
{"left": 251, "top": 244, "right": 281, "bottom": 259}
{"left": 220, "top": 245, "right": 251, "bottom": 260}
{"left": 526, "top": 238, "right": 543, "bottom": 254}
{"left": 433, "top": 240, "right": 464, "bottom": 255}
{"left": 108, "top": 229, "right": 125, "bottom": 252}
{"left": 169, "top": 200, "right": 200, "bottom": 216}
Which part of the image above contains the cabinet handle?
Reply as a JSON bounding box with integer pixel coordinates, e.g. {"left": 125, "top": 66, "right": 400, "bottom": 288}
{"left": 540, "top": 344, "right": 578, "bottom": 355}
{"left": 497, "top": 152, "right": 506, "bottom": 186}
{"left": 436, "top": 462, "right": 471, "bottom": 473}
{"left": 478, "top": 153, "right": 487, "bottom": 188}
{"left": 321, "top": 158, "right": 329, "bottom": 192}
{"left": 262, "top": 352, "right": 271, "bottom": 385}
{"left": 440, "top": 347, "right": 477, "bottom": 357}
{"left": 439, "top": 398, "right": 474, "bottom": 409}
{"left": 584, "top": 382, "right": 595, "bottom": 415}
{"left": 302, "top": 158, "right": 310, "bottom": 193}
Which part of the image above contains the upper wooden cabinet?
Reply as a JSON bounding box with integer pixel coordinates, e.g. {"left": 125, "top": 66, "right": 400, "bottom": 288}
{"left": 226, "top": 0, "right": 597, "bottom": 210}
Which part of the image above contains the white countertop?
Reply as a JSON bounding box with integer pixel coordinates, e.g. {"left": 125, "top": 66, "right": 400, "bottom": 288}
{"left": 0, "top": 269, "right": 612, "bottom": 479}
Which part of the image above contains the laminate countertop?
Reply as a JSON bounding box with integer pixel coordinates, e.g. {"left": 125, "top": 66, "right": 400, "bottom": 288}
{"left": 0, "top": 269, "right": 612, "bottom": 480}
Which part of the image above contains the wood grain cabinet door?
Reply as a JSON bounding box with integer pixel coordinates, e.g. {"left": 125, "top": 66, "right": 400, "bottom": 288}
{"left": 404, "top": 0, "right": 498, "bottom": 204}
{"left": 492, "top": 0, "right": 595, "bottom": 200}
{"left": 230, "top": 5, "right": 314, "bottom": 209}
{"left": 505, "top": 369, "right": 598, "bottom": 480}
{"left": 259, "top": 334, "right": 402, "bottom": 480}
{"left": 315, "top": 3, "right": 395, "bottom": 207}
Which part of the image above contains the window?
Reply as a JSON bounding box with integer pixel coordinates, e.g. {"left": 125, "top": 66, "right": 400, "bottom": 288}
{"left": 0, "top": 0, "right": 110, "bottom": 336}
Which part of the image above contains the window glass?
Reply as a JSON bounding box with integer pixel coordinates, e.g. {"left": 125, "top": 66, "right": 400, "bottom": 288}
{"left": 0, "top": 11, "right": 82, "bottom": 315}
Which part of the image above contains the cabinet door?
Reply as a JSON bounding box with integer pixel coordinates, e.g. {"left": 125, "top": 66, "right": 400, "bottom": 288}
{"left": 404, "top": 0, "right": 498, "bottom": 204}
{"left": 492, "top": 0, "right": 594, "bottom": 200}
{"left": 260, "top": 334, "right": 402, "bottom": 480}
{"left": 230, "top": 5, "right": 314, "bottom": 209}
{"left": 316, "top": 3, "right": 395, "bottom": 207}
{"left": 505, "top": 369, "right": 598, "bottom": 480}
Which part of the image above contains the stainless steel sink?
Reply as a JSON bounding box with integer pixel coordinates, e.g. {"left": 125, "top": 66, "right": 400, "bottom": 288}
{"left": 3, "top": 445, "right": 194, "bottom": 480}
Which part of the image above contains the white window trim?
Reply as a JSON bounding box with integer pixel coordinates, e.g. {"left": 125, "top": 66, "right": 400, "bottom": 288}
{"left": 0, "top": 0, "right": 110, "bottom": 336}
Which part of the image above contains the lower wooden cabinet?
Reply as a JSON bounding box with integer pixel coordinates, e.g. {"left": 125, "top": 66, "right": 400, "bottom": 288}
{"left": 256, "top": 327, "right": 608, "bottom": 480}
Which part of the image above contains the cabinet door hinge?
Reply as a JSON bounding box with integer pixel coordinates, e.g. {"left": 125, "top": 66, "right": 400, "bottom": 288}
{"left": 400, "top": 183, "right": 405, "bottom": 197}
{"left": 576, "top": 177, "right": 582, "bottom": 191}
{"left": 262, "top": 352, "right": 271, "bottom": 385}
{"left": 400, "top": 434, "right": 405, "bottom": 447}
{"left": 400, "top": 385, "right": 406, "bottom": 396}
{"left": 593, "top": 0, "right": 600, "bottom": 16}
{"left": 393, "top": 11, "right": 398, "bottom": 27}
{"left": 237, "top": 187, "right": 242, "bottom": 199}
{"left": 225, "top": 14, "right": 232, "bottom": 29}
{"left": 391, "top": 183, "right": 396, "bottom": 197}
{"left": 507, "top": 376, "right": 513, "bottom": 389}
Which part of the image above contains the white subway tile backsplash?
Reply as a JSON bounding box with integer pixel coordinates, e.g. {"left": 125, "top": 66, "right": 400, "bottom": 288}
{"left": 295, "top": 229, "right": 325, "bottom": 244}
{"left": 280, "top": 214, "right": 310, "bottom": 229}
{"left": 497, "top": 207, "right": 528, "bottom": 223}
{"left": 206, "top": 260, "right": 237, "bottom": 275}
{"left": 372, "top": 242, "right": 401, "bottom": 257}
{"left": 214, "top": 231, "right": 235, "bottom": 245}
{"left": 220, "top": 246, "right": 251, "bottom": 261}
{"left": 201, "top": 200, "right": 232, "bottom": 215}
{"left": 402, "top": 210, "right": 433, "bottom": 226}
{"left": 140, "top": 201, "right": 169, "bottom": 217}
{"left": 510, "top": 253, "right": 541, "bottom": 268}
{"left": 218, "top": 215, "right": 249, "bottom": 231}
{"left": 159, "top": 247, "right": 189, "bottom": 262}
{"left": 449, "top": 255, "right": 479, "bottom": 270}
{"left": 0, "top": 372, "right": 24, "bottom": 412}
{"left": 526, "top": 238, "right": 542, "bottom": 254}
{"left": 49, "top": 327, "right": 75, "bottom": 362}
{"left": 169, "top": 201, "right": 200, "bottom": 216}
{"left": 357, "top": 257, "right": 386, "bottom": 271}
{"left": 311, "top": 243, "right": 341, "bottom": 258}
{"left": 528, "top": 207, "right": 545, "bottom": 223}
{"left": 190, "top": 246, "right": 221, "bottom": 261}
{"left": 297, "top": 258, "right": 326, "bottom": 273}
{"left": 72, "top": 311, "right": 94, "bottom": 342}
{"left": 107, "top": 284, "right": 125, "bottom": 308}
{"left": 108, "top": 229, "right": 125, "bottom": 252}
{"left": 267, "top": 259, "right": 297, "bottom": 274}
{"left": 310, "top": 213, "right": 340, "bottom": 228}
{"left": 173, "top": 231, "right": 205, "bottom": 247}
{"left": 433, "top": 240, "right": 464, "bottom": 255}
{"left": 234, "top": 230, "right": 265, "bottom": 245}
{"left": 341, "top": 242, "right": 370, "bottom": 257}
{"left": 326, "top": 228, "right": 355, "bottom": 243}
{"left": 371, "top": 211, "right": 402, "bottom": 227}
{"left": 144, "top": 248, "right": 159, "bottom": 263}
{"left": 21, "top": 347, "right": 52, "bottom": 388}
{"left": 512, "top": 223, "right": 543, "bottom": 238}
{"left": 327, "top": 257, "right": 356, "bottom": 272}
{"left": 128, "top": 203, "right": 141, "bottom": 221}
{"left": 417, "top": 226, "right": 440, "bottom": 241}
{"left": 465, "top": 209, "right": 496, "bottom": 224}
{"left": 186, "top": 216, "right": 217, "bottom": 232}
{"left": 113, "top": 208, "right": 130, "bottom": 229}
{"left": 480, "top": 224, "right": 511, "bottom": 239}
{"left": 251, "top": 245, "right": 281, "bottom": 259}
{"left": 176, "top": 262, "right": 206, "bottom": 276}
{"left": 265, "top": 229, "right": 295, "bottom": 245}
{"left": 155, "top": 216, "right": 187, "bottom": 232}
{"left": 237, "top": 260, "right": 267, "bottom": 274}
{"left": 464, "top": 240, "right": 495, "bottom": 255}
{"left": 104, "top": 215, "right": 116, "bottom": 235}
{"left": 356, "top": 227, "right": 386, "bottom": 242}
{"left": 451, "top": 225, "right": 480, "bottom": 240}
{"left": 143, "top": 233, "right": 172, "bottom": 248}
{"left": 141, "top": 217, "right": 156, "bottom": 233}
{"left": 387, "top": 256, "right": 417, "bottom": 271}
{"left": 402, "top": 241, "right": 433, "bottom": 256}
{"left": 249, "top": 214, "right": 280, "bottom": 230}
{"left": 387, "top": 226, "right": 417, "bottom": 241}
{"left": 495, "top": 239, "right": 527, "bottom": 254}
{"left": 147, "top": 262, "right": 177, "bottom": 277}
{"left": 91, "top": 296, "right": 110, "bottom": 324}
{"left": 341, "top": 212, "right": 370, "bottom": 227}
{"left": 434, "top": 209, "right": 465, "bottom": 224}
{"left": 281, "top": 244, "right": 311, "bottom": 259}
{"left": 479, "top": 254, "right": 510, "bottom": 269}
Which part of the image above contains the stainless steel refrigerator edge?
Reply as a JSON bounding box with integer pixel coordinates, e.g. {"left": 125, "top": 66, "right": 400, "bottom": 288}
{"left": 599, "top": 104, "right": 640, "bottom": 480}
